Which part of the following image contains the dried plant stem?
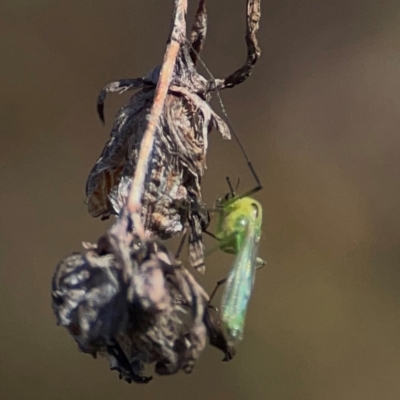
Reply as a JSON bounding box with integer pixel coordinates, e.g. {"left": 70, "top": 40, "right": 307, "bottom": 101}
{"left": 127, "top": 0, "right": 188, "bottom": 238}
{"left": 211, "top": 0, "right": 261, "bottom": 91}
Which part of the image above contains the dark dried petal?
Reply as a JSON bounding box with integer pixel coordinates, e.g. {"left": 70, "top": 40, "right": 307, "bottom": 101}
{"left": 208, "top": 0, "right": 261, "bottom": 91}
{"left": 107, "top": 340, "right": 152, "bottom": 384}
{"left": 97, "top": 78, "right": 144, "bottom": 124}
{"left": 189, "top": 0, "right": 207, "bottom": 65}
{"left": 51, "top": 250, "right": 128, "bottom": 353}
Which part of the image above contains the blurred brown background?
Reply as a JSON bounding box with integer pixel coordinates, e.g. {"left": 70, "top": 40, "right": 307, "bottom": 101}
{"left": 1, "top": 0, "right": 400, "bottom": 399}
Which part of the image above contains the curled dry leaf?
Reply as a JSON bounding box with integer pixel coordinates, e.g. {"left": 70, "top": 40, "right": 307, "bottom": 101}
{"left": 86, "top": 47, "right": 230, "bottom": 273}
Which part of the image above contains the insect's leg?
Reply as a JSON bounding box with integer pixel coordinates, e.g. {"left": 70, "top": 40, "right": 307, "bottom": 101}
{"left": 209, "top": 277, "right": 228, "bottom": 303}
{"left": 203, "top": 230, "right": 218, "bottom": 241}
{"left": 177, "top": 202, "right": 222, "bottom": 215}
{"left": 155, "top": 190, "right": 189, "bottom": 212}
{"left": 189, "top": 0, "right": 207, "bottom": 65}
{"left": 97, "top": 78, "right": 144, "bottom": 123}
{"left": 209, "top": 257, "right": 265, "bottom": 305}
{"left": 158, "top": 187, "right": 224, "bottom": 215}
{"left": 203, "top": 230, "right": 238, "bottom": 263}
{"left": 256, "top": 257, "right": 267, "bottom": 269}
{"left": 174, "top": 228, "right": 188, "bottom": 259}
{"left": 236, "top": 165, "right": 262, "bottom": 199}
{"left": 203, "top": 242, "right": 222, "bottom": 259}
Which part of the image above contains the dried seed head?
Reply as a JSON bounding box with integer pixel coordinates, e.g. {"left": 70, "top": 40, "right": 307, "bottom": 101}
{"left": 51, "top": 216, "right": 232, "bottom": 383}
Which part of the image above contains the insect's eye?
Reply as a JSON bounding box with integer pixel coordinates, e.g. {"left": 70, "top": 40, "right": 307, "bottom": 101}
{"left": 223, "top": 191, "right": 235, "bottom": 202}
{"left": 251, "top": 202, "right": 260, "bottom": 217}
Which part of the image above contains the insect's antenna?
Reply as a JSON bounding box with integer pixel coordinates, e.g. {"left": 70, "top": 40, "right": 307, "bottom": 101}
{"left": 235, "top": 178, "right": 240, "bottom": 192}
{"left": 185, "top": 38, "right": 262, "bottom": 196}
{"left": 226, "top": 177, "right": 235, "bottom": 198}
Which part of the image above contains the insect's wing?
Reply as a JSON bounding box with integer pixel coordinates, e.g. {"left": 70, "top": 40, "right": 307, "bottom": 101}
{"left": 220, "top": 221, "right": 259, "bottom": 345}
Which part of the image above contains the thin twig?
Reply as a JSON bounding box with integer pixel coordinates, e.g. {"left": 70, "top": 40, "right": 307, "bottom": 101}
{"left": 127, "top": 0, "right": 188, "bottom": 239}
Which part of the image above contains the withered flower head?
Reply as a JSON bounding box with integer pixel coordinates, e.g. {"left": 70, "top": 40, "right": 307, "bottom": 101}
{"left": 52, "top": 210, "right": 234, "bottom": 383}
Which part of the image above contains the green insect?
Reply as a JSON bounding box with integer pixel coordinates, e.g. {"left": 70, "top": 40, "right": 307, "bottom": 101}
{"left": 180, "top": 39, "right": 266, "bottom": 346}
{"left": 208, "top": 178, "right": 266, "bottom": 346}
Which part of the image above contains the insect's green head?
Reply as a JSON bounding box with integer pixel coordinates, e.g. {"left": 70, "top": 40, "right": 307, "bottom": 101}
{"left": 214, "top": 195, "right": 263, "bottom": 254}
{"left": 227, "top": 196, "right": 263, "bottom": 227}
